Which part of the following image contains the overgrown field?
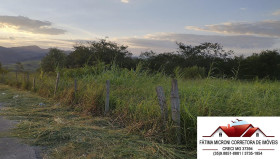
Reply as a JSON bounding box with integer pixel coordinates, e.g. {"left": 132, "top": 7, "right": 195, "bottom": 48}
{"left": 2, "top": 65, "right": 280, "bottom": 148}
{"left": 0, "top": 85, "right": 189, "bottom": 158}
{"left": 3, "top": 60, "right": 41, "bottom": 72}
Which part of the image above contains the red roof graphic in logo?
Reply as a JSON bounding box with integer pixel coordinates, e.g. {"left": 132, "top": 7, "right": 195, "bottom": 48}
{"left": 203, "top": 119, "right": 274, "bottom": 137}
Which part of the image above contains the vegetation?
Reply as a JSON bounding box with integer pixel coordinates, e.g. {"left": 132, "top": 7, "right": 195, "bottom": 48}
{"left": 2, "top": 60, "right": 40, "bottom": 72}
{"left": 0, "top": 62, "right": 8, "bottom": 74}
{"left": 40, "top": 39, "right": 280, "bottom": 80}
{"left": 41, "top": 48, "right": 67, "bottom": 72}
{"left": 66, "top": 39, "right": 135, "bottom": 69}
{"left": 238, "top": 50, "right": 280, "bottom": 79}
{"left": 2, "top": 65, "right": 280, "bottom": 149}
{"left": 1, "top": 39, "right": 280, "bottom": 157}
{"left": 0, "top": 85, "right": 190, "bottom": 158}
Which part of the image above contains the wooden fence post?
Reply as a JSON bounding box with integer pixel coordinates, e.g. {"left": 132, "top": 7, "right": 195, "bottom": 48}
{"left": 74, "top": 79, "right": 77, "bottom": 97}
{"left": 170, "top": 79, "right": 181, "bottom": 144}
{"left": 156, "top": 86, "right": 168, "bottom": 124}
{"left": 54, "top": 72, "right": 60, "bottom": 96}
{"left": 23, "top": 73, "right": 26, "bottom": 83}
{"left": 33, "top": 77, "right": 36, "bottom": 91}
{"left": 105, "top": 80, "right": 110, "bottom": 115}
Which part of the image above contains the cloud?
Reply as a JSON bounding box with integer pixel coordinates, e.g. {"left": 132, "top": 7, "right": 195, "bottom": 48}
{"left": 1, "top": 32, "right": 278, "bottom": 56}
{"left": 116, "top": 33, "right": 279, "bottom": 55}
{"left": 272, "top": 9, "right": 280, "bottom": 16}
{"left": 121, "top": 0, "right": 129, "bottom": 3}
{"left": 230, "top": 120, "right": 249, "bottom": 127}
{"left": 186, "top": 20, "right": 280, "bottom": 37}
{"left": 0, "top": 15, "right": 66, "bottom": 35}
{"left": 144, "top": 33, "right": 277, "bottom": 49}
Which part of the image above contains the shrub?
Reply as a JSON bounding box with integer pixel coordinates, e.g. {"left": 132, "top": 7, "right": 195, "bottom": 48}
{"left": 175, "top": 66, "right": 205, "bottom": 79}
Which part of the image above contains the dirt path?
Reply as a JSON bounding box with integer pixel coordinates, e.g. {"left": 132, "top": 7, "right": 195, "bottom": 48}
{"left": 0, "top": 103, "right": 41, "bottom": 159}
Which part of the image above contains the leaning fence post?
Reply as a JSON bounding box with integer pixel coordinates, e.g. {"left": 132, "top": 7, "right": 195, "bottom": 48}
{"left": 105, "top": 80, "right": 110, "bottom": 115}
{"left": 170, "top": 79, "right": 181, "bottom": 144}
{"left": 156, "top": 86, "right": 168, "bottom": 124}
{"left": 54, "top": 72, "right": 60, "bottom": 96}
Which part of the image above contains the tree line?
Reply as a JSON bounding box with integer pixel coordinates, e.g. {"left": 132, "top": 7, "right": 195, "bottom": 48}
{"left": 40, "top": 39, "right": 280, "bottom": 80}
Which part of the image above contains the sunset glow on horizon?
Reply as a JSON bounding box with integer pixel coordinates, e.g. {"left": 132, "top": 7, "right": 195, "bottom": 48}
{"left": 0, "top": 0, "right": 279, "bottom": 55}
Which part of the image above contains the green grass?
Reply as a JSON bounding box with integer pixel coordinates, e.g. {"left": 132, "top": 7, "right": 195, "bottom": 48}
{"left": 0, "top": 85, "right": 191, "bottom": 158}
{"left": 3, "top": 60, "right": 41, "bottom": 72}
{"left": 2, "top": 65, "right": 280, "bottom": 150}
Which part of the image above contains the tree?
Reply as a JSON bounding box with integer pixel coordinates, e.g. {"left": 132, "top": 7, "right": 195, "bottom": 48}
{"left": 139, "top": 50, "right": 156, "bottom": 59}
{"left": 176, "top": 42, "right": 234, "bottom": 77}
{"left": 142, "top": 52, "right": 185, "bottom": 75}
{"left": 41, "top": 48, "right": 67, "bottom": 72}
{"left": 239, "top": 50, "right": 280, "bottom": 79}
{"left": 66, "top": 45, "right": 91, "bottom": 68}
{"left": 66, "top": 39, "right": 134, "bottom": 69}
{"left": 177, "top": 42, "right": 233, "bottom": 59}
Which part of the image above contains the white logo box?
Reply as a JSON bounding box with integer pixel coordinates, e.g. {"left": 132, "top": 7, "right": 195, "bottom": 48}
{"left": 197, "top": 117, "right": 280, "bottom": 159}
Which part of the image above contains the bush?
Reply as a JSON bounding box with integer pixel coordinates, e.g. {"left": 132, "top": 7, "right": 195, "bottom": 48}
{"left": 175, "top": 66, "right": 205, "bottom": 79}
{"left": 61, "top": 62, "right": 108, "bottom": 78}
{"left": 41, "top": 48, "right": 67, "bottom": 72}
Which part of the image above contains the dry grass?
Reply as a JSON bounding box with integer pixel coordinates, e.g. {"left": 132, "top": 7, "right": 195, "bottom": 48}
{"left": 0, "top": 84, "right": 192, "bottom": 158}
{"left": 2, "top": 65, "right": 280, "bottom": 149}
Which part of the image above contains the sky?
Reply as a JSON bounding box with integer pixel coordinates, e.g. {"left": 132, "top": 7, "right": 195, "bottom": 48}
{"left": 0, "top": 0, "right": 280, "bottom": 55}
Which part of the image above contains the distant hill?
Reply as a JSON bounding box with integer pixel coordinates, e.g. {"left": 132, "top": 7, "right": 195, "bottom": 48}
{"left": 0, "top": 45, "right": 49, "bottom": 65}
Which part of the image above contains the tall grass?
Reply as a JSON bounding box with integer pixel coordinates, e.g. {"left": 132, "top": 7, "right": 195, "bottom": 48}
{"left": 2, "top": 65, "right": 280, "bottom": 149}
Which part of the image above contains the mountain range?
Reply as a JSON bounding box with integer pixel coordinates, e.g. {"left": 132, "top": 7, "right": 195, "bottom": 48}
{"left": 0, "top": 45, "right": 49, "bottom": 64}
